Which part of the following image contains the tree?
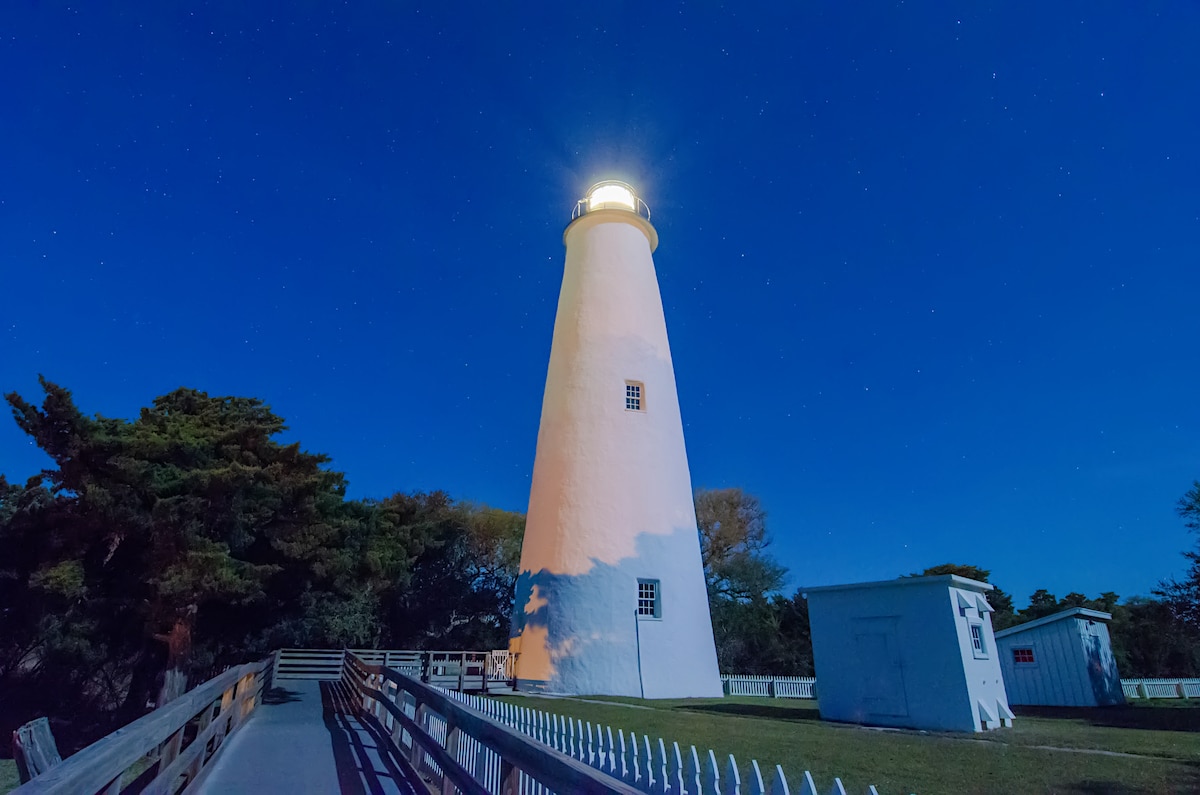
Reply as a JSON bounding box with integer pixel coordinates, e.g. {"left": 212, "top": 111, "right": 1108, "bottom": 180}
{"left": 382, "top": 496, "right": 525, "bottom": 650}
{"left": 1157, "top": 481, "right": 1200, "bottom": 632}
{"left": 694, "top": 488, "right": 793, "bottom": 672}
{"left": 1020, "top": 589, "right": 1061, "bottom": 621}
{"left": 1109, "top": 597, "right": 1200, "bottom": 678}
{"left": 1, "top": 378, "right": 417, "bottom": 734}
{"left": 694, "top": 488, "right": 786, "bottom": 601}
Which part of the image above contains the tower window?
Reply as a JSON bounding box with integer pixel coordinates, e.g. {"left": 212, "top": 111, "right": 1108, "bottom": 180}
{"left": 637, "top": 579, "right": 660, "bottom": 618}
{"left": 625, "top": 381, "right": 644, "bottom": 412}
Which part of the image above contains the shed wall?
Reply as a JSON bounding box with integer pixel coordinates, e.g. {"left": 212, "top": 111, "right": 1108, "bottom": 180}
{"left": 997, "top": 617, "right": 1123, "bottom": 707}
{"left": 809, "top": 585, "right": 974, "bottom": 731}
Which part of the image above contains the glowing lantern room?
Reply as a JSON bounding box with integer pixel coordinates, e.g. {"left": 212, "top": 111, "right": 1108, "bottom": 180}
{"left": 509, "top": 181, "right": 722, "bottom": 698}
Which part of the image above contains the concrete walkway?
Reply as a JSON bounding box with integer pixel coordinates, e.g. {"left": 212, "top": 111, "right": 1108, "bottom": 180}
{"left": 198, "top": 679, "right": 425, "bottom": 794}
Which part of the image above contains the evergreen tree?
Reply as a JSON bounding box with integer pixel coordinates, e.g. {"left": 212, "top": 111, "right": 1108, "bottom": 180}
{"left": 1, "top": 378, "right": 426, "bottom": 738}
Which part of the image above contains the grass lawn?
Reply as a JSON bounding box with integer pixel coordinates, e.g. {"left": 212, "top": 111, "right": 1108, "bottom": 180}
{"left": 0, "top": 760, "right": 18, "bottom": 795}
{"left": 494, "top": 695, "right": 1200, "bottom": 795}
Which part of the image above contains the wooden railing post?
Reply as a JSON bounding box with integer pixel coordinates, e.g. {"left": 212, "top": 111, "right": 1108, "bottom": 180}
{"left": 183, "top": 698, "right": 215, "bottom": 785}
{"left": 158, "top": 726, "right": 185, "bottom": 775}
{"left": 499, "top": 759, "right": 520, "bottom": 795}
{"left": 441, "top": 720, "right": 460, "bottom": 795}
{"left": 409, "top": 703, "right": 427, "bottom": 771}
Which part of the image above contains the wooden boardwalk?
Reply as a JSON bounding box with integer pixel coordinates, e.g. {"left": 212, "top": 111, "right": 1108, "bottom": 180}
{"left": 197, "top": 679, "right": 426, "bottom": 794}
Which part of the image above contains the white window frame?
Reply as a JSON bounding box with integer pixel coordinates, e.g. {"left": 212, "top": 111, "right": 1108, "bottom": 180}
{"left": 969, "top": 623, "right": 988, "bottom": 659}
{"left": 637, "top": 578, "right": 661, "bottom": 619}
{"left": 625, "top": 381, "right": 645, "bottom": 412}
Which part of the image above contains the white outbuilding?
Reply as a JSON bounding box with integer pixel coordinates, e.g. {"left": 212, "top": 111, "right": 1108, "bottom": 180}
{"left": 993, "top": 607, "right": 1125, "bottom": 707}
{"left": 805, "top": 575, "right": 1014, "bottom": 732}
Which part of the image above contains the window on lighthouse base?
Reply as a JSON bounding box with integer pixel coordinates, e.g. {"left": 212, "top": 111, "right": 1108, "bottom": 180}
{"left": 637, "top": 579, "right": 661, "bottom": 619}
{"left": 625, "top": 381, "right": 644, "bottom": 412}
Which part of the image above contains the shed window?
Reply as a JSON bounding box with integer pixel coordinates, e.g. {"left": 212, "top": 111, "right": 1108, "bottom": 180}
{"left": 969, "top": 624, "right": 988, "bottom": 659}
{"left": 625, "top": 381, "right": 644, "bottom": 412}
{"left": 637, "top": 579, "right": 660, "bottom": 618}
{"left": 1012, "top": 647, "right": 1036, "bottom": 665}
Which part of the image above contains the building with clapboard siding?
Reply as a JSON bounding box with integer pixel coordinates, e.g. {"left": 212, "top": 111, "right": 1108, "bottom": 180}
{"left": 804, "top": 575, "right": 1014, "bottom": 732}
{"left": 994, "top": 607, "right": 1124, "bottom": 706}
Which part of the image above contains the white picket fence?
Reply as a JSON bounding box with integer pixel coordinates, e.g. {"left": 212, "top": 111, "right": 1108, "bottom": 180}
{"left": 721, "top": 675, "right": 816, "bottom": 699}
{"left": 725, "top": 674, "right": 1200, "bottom": 702}
{"left": 1121, "top": 678, "right": 1200, "bottom": 700}
{"left": 439, "top": 688, "right": 898, "bottom": 795}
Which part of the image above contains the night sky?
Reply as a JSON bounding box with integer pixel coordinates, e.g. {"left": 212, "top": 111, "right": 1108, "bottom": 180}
{"left": 3, "top": 3, "right": 1198, "bottom": 606}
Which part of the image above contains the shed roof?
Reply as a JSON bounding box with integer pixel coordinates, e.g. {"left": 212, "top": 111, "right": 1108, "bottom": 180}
{"left": 993, "top": 607, "right": 1113, "bottom": 639}
{"left": 802, "top": 574, "right": 994, "bottom": 596}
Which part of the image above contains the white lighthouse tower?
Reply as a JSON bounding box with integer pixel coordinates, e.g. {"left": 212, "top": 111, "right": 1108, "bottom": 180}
{"left": 510, "top": 181, "right": 723, "bottom": 698}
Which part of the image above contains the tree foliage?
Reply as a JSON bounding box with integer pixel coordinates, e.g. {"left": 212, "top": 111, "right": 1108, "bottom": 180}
{"left": 0, "top": 379, "right": 523, "bottom": 748}
{"left": 382, "top": 496, "right": 524, "bottom": 650}
{"left": 1157, "top": 481, "right": 1200, "bottom": 633}
{"left": 695, "top": 488, "right": 786, "bottom": 601}
{"left": 694, "top": 488, "right": 808, "bottom": 673}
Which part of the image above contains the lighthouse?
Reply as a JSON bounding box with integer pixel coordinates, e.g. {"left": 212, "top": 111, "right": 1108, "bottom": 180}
{"left": 510, "top": 181, "right": 723, "bottom": 698}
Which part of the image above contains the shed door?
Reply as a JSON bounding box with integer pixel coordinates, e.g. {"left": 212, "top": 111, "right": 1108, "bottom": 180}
{"left": 854, "top": 618, "right": 908, "bottom": 716}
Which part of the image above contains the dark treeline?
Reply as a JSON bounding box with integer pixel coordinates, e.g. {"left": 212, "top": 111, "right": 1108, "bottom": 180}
{"left": 698, "top": 490, "right": 1200, "bottom": 681}
{"left": 3, "top": 379, "right": 1199, "bottom": 754}
{"left": 0, "top": 379, "right": 523, "bottom": 752}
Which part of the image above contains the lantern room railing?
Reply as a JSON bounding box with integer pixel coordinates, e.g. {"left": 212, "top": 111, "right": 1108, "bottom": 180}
{"left": 572, "top": 180, "right": 651, "bottom": 221}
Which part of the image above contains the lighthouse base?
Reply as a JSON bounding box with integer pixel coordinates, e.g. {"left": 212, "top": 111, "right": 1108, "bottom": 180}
{"left": 510, "top": 526, "right": 724, "bottom": 699}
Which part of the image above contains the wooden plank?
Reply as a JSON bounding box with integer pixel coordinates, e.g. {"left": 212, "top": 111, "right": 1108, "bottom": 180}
{"left": 12, "top": 718, "right": 62, "bottom": 783}
{"left": 151, "top": 688, "right": 254, "bottom": 795}
{"left": 358, "top": 686, "right": 488, "bottom": 795}
{"left": 12, "top": 658, "right": 269, "bottom": 795}
{"left": 349, "top": 655, "right": 642, "bottom": 795}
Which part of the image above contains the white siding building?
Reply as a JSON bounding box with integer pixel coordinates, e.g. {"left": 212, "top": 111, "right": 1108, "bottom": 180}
{"left": 994, "top": 608, "right": 1124, "bottom": 707}
{"left": 805, "top": 575, "right": 1014, "bottom": 732}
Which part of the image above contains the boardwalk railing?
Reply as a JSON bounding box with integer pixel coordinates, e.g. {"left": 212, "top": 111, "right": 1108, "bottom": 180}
{"left": 12, "top": 654, "right": 274, "bottom": 795}
{"left": 1121, "top": 678, "right": 1200, "bottom": 699}
{"left": 342, "top": 651, "right": 642, "bottom": 795}
{"left": 721, "top": 675, "right": 816, "bottom": 699}
{"left": 439, "top": 686, "right": 887, "bottom": 795}
{"left": 276, "top": 648, "right": 509, "bottom": 691}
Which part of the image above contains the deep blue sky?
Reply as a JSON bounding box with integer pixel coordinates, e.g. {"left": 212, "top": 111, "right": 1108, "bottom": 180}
{"left": 3, "top": 3, "right": 1197, "bottom": 606}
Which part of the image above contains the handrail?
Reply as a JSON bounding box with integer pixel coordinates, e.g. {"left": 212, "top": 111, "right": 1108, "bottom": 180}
{"left": 273, "top": 648, "right": 511, "bottom": 686}
{"left": 342, "top": 652, "right": 641, "bottom": 795}
{"left": 14, "top": 654, "right": 275, "bottom": 795}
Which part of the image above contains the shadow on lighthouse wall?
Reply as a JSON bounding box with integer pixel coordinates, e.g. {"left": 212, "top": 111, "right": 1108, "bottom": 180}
{"left": 509, "top": 524, "right": 720, "bottom": 698}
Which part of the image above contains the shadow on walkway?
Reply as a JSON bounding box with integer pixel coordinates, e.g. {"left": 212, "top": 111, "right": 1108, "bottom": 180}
{"left": 319, "top": 680, "right": 428, "bottom": 795}
{"left": 262, "top": 686, "right": 304, "bottom": 705}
